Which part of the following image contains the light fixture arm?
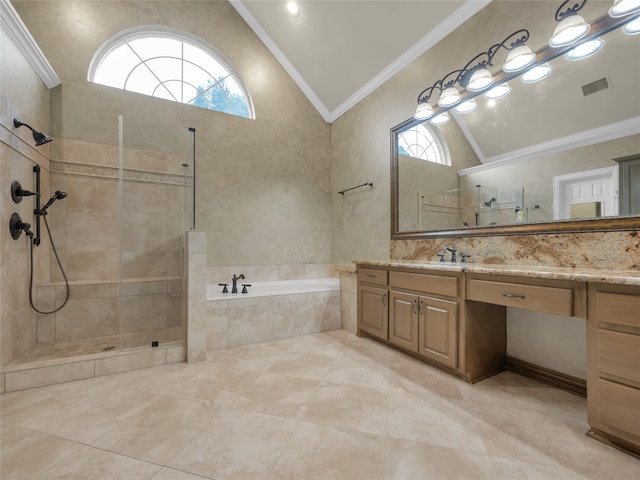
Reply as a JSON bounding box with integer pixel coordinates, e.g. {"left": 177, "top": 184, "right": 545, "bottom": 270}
{"left": 555, "top": 0, "right": 588, "bottom": 21}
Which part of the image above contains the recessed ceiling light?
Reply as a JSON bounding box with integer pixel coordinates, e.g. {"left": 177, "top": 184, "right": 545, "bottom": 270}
{"left": 287, "top": 1, "right": 299, "bottom": 16}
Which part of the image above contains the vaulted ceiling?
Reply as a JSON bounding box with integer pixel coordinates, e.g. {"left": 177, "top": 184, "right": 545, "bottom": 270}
{"left": 230, "top": 0, "right": 491, "bottom": 122}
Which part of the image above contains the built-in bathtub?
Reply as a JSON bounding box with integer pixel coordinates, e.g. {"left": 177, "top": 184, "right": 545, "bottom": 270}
{"left": 205, "top": 277, "right": 341, "bottom": 349}
{"left": 207, "top": 277, "right": 339, "bottom": 300}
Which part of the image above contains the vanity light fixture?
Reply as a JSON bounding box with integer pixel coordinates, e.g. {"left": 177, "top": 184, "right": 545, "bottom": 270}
{"left": 414, "top": 102, "right": 435, "bottom": 120}
{"left": 608, "top": 0, "right": 640, "bottom": 17}
{"left": 414, "top": 29, "right": 531, "bottom": 118}
{"left": 549, "top": 1, "right": 590, "bottom": 47}
{"left": 466, "top": 69, "right": 494, "bottom": 92}
{"left": 521, "top": 63, "right": 553, "bottom": 83}
{"left": 438, "top": 86, "right": 461, "bottom": 107}
{"left": 484, "top": 82, "right": 512, "bottom": 100}
{"left": 564, "top": 38, "right": 605, "bottom": 60}
{"left": 411, "top": 1, "right": 637, "bottom": 125}
{"left": 430, "top": 112, "right": 450, "bottom": 125}
{"left": 503, "top": 45, "right": 536, "bottom": 72}
{"left": 455, "top": 99, "right": 478, "bottom": 114}
{"left": 623, "top": 15, "right": 640, "bottom": 33}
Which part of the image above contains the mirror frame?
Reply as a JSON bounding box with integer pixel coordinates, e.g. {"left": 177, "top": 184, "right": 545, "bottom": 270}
{"left": 391, "top": 12, "right": 640, "bottom": 240}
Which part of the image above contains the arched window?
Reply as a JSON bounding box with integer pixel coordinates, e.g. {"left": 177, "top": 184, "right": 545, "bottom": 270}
{"left": 397, "top": 123, "right": 450, "bottom": 166}
{"left": 88, "top": 27, "right": 254, "bottom": 119}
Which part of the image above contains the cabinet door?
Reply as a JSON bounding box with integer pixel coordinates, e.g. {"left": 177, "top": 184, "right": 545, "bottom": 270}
{"left": 358, "top": 284, "right": 388, "bottom": 339}
{"left": 418, "top": 296, "right": 458, "bottom": 368}
{"left": 389, "top": 291, "right": 419, "bottom": 352}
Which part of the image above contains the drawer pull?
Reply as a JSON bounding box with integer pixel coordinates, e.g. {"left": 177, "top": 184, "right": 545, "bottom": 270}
{"left": 382, "top": 293, "right": 387, "bottom": 307}
{"left": 366, "top": 274, "right": 376, "bottom": 278}
{"left": 502, "top": 292, "right": 525, "bottom": 299}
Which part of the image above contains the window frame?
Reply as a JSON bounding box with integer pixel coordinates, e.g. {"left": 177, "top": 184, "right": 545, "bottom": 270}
{"left": 88, "top": 26, "right": 254, "bottom": 119}
{"left": 397, "top": 123, "right": 451, "bottom": 166}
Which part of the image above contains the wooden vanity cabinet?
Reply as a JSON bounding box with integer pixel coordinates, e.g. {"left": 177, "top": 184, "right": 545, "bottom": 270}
{"left": 388, "top": 291, "right": 419, "bottom": 352}
{"left": 418, "top": 296, "right": 458, "bottom": 368}
{"left": 389, "top": 271, "right": 460, "bottom": 369}
{"left": 357, "top": 268, "right": 389, "bottom": 339}
{"left": 587, "top": 283, "right": 640, "bottom": 457}
{"left": 357, "top": 265, "right": 505, "bottom": 382}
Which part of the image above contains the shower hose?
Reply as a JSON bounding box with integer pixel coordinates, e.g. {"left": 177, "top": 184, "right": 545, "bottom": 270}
{"left": 28, "top": 215, "right": 70, "bottom": 314}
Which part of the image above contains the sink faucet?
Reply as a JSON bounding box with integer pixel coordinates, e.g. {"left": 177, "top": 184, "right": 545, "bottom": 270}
{"left": 446, "top": 246, "right": 457, "bottom": 263}
{"left": 232, "top": 274, "right": 245, "bottom": 294}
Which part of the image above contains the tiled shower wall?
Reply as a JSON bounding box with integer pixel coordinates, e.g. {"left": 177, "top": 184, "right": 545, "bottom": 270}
{"left": 0, "top": 123, "right": 51, "bottom": 366}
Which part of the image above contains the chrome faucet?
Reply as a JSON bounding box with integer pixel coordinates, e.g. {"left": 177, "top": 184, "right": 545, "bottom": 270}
{"left": 231, "top": 274, "right": 245, "bottom": 294}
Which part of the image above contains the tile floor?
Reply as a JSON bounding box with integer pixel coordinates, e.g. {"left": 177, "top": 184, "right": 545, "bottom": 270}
{"left": 1, "top": 329, "right": 639, "bottom": 479}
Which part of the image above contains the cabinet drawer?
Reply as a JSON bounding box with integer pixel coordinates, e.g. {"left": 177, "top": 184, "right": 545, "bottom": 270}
{"left": 598, "top": 329, "right": 640, "bottom": 384}
{"left": 597, "top": 379, "right": 640, "bottom": 441}
{"left": 389, "top": 271, "right": 458, "bottom": 297}
{"left": 358, "top": 268, "right": 388, "bottom": 286}
{"left": 596, "top": 292, "right": 640, "bottom": 329}
{"left": 467, "top": 279, "right": 573, "bottom": 316}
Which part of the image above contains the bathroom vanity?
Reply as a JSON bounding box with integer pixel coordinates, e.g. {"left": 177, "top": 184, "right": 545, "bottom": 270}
{"left": 356, "top": 261, "right": 640, "bottom": 457}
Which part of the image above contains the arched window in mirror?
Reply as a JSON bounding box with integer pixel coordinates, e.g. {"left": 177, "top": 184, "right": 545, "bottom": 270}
{"left": 397, "top": 123, "right": 450, "bottom": 166}
{"left": 88, "top": 27, "right": 254, "bottom": 119}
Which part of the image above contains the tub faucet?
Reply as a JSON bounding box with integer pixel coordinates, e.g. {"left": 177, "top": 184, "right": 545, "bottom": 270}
{"left": 232, "top": 274, "right": 245, "bottom": 294}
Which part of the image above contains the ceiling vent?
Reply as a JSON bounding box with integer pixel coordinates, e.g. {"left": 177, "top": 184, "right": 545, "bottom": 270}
{"left": 582, "top": 77, "right": 609, "bottom": 96}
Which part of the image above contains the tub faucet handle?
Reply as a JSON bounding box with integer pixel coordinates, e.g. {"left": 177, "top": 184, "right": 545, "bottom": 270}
{"left": 461, "top": 254, "right": 471, "bottom": 263}
{"left": 241, "top": 284, "right": 252, "bottom": 294}
{"left": 437, "top": 253, "right": 446, "bottom": 262}
{"left": 218, "top": 283, "right": 229, "bottom": 293}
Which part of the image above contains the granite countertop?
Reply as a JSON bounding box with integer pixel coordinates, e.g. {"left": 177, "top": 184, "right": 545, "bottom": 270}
{"left": 355, "top": 260, "right": 640, "bottom": 286}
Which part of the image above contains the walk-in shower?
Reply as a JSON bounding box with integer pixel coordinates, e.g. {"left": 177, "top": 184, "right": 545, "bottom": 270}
{"left": 2, "top": 114, "right": 195, "bottom": 368}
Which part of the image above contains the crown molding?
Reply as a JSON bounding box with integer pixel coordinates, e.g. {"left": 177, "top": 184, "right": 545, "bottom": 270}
{"left": 231, "top": 0, "right": 490, "bottom": 124}
{"left": 229, "top": 0, "right": 331, "bottom": 122}
{"left": 457, "top": 116, "right": 640, "bottom": 176}
{"left": 0, "top": 0, "right": 60, "bottom": 89}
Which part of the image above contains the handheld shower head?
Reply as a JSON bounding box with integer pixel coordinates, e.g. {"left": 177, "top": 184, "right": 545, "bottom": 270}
{"left": 13, "top": 118, "right": 53, "bottom": 146}
{"left": 38, "top": 191, "right": 67, "bottom": 215}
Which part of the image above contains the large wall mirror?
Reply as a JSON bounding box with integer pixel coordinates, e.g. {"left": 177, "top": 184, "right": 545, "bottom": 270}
{"left": 392, "top": 4, "right": 640, "bottom": 239}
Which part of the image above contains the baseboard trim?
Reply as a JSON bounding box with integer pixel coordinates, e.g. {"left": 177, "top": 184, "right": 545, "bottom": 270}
{"left": 505, "top": 356, "right": 587, "bottom": 398}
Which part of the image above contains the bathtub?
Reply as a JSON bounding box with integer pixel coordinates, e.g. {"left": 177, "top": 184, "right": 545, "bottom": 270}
{"left": 207, "top": 277, "right": 340, "bottom": 301}
{"left": 205, "top": 277, "right": 342, "bottom": 349}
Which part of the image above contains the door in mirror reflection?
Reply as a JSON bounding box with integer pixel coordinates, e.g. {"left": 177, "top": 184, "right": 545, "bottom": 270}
{"left": 553, "top": 166, "right": 618, "bottom": 220}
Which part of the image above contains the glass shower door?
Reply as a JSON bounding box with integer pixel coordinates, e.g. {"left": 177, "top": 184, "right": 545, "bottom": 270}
{"left": 118, "top": 115, "right": 195, "bottom": 350}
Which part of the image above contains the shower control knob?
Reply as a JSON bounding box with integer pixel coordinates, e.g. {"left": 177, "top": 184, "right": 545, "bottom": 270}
{"left": 11, "top": 181, "right": 39, "bottom": 203}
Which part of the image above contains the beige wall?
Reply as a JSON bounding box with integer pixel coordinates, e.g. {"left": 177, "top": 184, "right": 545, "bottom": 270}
{"left": 13, "top": 0, "right": 332, "bottom": 269}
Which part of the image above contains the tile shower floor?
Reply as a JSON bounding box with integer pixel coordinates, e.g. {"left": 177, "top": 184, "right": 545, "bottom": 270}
{"left": 1, "top": 329, "right": 639, "bottom": 480}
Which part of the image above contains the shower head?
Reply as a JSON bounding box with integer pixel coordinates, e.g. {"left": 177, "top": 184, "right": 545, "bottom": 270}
{"left": 38, "top": 191, "right": 67, "bottom": 215}
{"left": 13, "top": 118, "right": 53, "bottom": 146}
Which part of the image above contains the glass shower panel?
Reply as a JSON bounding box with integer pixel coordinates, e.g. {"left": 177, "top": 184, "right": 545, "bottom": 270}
{"left": 119, "top": 115, "right": 194, "bottom": 350}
